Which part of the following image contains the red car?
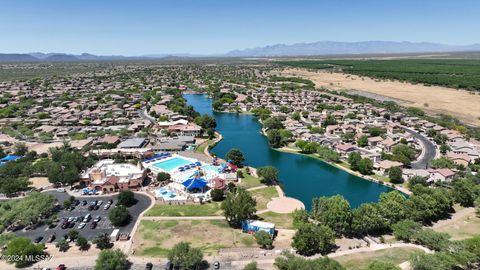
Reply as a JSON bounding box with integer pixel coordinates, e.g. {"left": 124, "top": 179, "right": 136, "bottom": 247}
{"left": 56, "top": 264, "right": 66, "bottom": 270}
{"left": 90, "top": 222, "right": 97, "bottom": 229}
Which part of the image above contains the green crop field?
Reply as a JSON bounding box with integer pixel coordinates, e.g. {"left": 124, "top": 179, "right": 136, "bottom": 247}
{"left": 278, "top": 59, "right": 480, "bottom": 91}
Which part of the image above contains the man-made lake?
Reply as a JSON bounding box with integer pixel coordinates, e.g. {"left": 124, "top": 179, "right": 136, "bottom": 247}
{"left": 185, "top": 94, "right": 392, "bottom": 209}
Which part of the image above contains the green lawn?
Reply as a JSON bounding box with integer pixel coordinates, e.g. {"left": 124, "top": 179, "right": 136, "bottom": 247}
{"left": 250, "top": 186, "right": 278, "bottom": 210}
{"left": 334, "top": 247, "right": 423, "bottom": 270}
{"left": 258, "top": 211, "right": 294, "bottom": 229}
{"left": 145, "top": 202, "right": 222, "bottom": 217}
{"left": 195, "top": 139, "right": 213, "bottom": 154}
{"left": 238, "top": 170, "right": 264, "bottom": 189}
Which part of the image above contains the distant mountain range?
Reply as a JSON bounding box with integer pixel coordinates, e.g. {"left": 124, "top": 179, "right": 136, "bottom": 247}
{"left": 225, "top": 41, "right": 480, "bottom": 57}
{"left": 1, "top": 41, "right": 480, "bottom": 61}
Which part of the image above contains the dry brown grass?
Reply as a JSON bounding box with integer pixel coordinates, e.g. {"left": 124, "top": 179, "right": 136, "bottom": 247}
{"left": 278, "top": 68, "right": 480, "bottom": 127}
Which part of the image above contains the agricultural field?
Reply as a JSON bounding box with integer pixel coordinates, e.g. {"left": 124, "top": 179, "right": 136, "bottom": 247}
{"left": 275, "top": 65, "right": 480, "bottom": 126}
{"left": 278, "top": 59, "right": 480, "bottom": 91}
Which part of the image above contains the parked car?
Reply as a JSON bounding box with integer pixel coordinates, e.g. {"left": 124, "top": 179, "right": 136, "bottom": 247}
{"left": 61, "top": 222, "right": 69, "bottom": 229}
{"left": 145, "top": 262, "right": 153, "bottom": 270}
{"left": 108, "top": 199, "right": 113, "bottom": 204}
{"left": 47, "top": 234, "right": 56, "bottom": 243}
{"left": 93, "top": 205, "right": 99, "bottom": 210}
{"left": 93, "top": 216, "right": 101, "bottom": 223}
{"left": 74, "top": 200, "right": 80, "bottom": 206}
{"left": 34, "top": 236, "right": 43, "bottom": 243}
{"left": 103, "top": 204, "right": 110, "bottom": 210}
{"left": 67, "top": 217, "right": 74, "bottom": 222}
{"left": 97, "top": 200, "right": 103, "bottom": 206}
{"left": 83, "top": 214, "right": 91, "bottom": 222}
{"left": 90, "top": 222, "right": 97, "bottom": 229}
{"left": 68, "top": 222, "right": 75, "bottom": 228}
{"left": 213, "top": 261, "right": 220, "bottom": 269}
{"left": 165, "top": 261, "right": 173, "bottom": 270}
{"left": 82, "top": 200, "right": 87, "bottom": 206}
{"left": 78, "top": 222, "right": 86, "bottom": 229}
{"left": 56, "top": 264, "right": 66, "bottom": 270}
{"left": 57, "top": 188, "right": 66, "bottom": 192}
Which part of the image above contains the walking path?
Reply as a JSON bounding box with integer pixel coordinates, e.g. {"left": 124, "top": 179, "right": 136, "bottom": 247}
{"left": 142, "top": 215, "right": 226, "bottom": 220}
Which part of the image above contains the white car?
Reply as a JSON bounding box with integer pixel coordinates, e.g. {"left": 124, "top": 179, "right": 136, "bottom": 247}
{"left": 77, "top": 222, "right": 86, "bottom": 229}
{"left": 103, "top": 204, "right": 110, "bottom": 210}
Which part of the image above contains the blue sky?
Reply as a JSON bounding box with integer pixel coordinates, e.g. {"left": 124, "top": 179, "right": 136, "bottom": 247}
{"left": 1, "top": 0, "right": 479, "bottom": 55}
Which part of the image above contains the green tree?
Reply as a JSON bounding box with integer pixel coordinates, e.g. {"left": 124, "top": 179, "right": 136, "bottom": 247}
{"left": 452, "top": 179, "right": 477, "bottom": 207}
{"left": 76, "top": 235, "right": 90, "bottom": 251}
{"left": 257, "top": 166, "right": 279, "bottom": 185}
{"left": 430, "top": 157, "right": 456, "bottom": 169}
{"left": 357, "top": 135, "right": 369, "bottom": 147}
{"left": 56, "top": 238, "right": 70, "bottom": 252}
{"left": 292, "top": 224, "right": 335, "bottom": 256}
{"left": 408, "top": 176, "right": 428, "bottom": 189}
{"left": 263, "top": 116, "right": 284, "bottom": 130}
{"left": 195, "top": 114, "right": 217, "bottom": 130}
{"left": 357, "top": 158, "right": 374, "bottom": 175}
{"left": 108, "top": 205, "right": 130, "bottom": 226}
{"left": 117, "top": 190, "right": 135, "bottom": 207}
{"left": 255, "top": 231, "right": 273, "bottom": 249}
{"left": 95, "top": 249, "right": 129, "bottom": 270}
{"left": 221, "top": 187, "right": 256, "bottom": 227}
{"left": 292, "top": 209, "right": 310, "bottom": 228}
{"left": 312, "top": 195, "right": 352, "bottom": 235}
{"left": 322, "top": 114, "right": 337, "bottom": 127}
{"left": 368, "top": 127, "right": 386, "bottom": 137}
{"left": 378, "top": 191, "right": 408, "bottom": 224}
{"left": 392, "top": 220, "right": 422, "bottom": 242}
{"left": 388, "top": 167, "right": 403, "bottom": 183}
{"left": 267, "top": 129, "right": 283, "bottom": 148}
{"left": 168, "top": 242, "right": 203, "bottom": 270}
{"left": 243, "top": 261, "right": 258, "bottom": 270}
{"left": 210, "top": 189, "right": 224, "bottom": 201}
{"left": 93, "top": 234, "right": 112, "bottom": 250}
{"left": 348, "top": 152, "right": 362, "bottom": 171}
{"left": 410, "top": 252, "right": 457, "bottom": 270}
{"left": 275, "top": 252, "right": 345, "bottom": 270}
{"left": 4, "top": 237, "right": 44, "bottom": 267}
{"left": 351, "top": 203, "right": 388, "bottom": 235}
{"left": 292, "top": 112, "right": 301, "bottom": 121}
{"left": 226, "top": 148, "right": 245, "bottom": 167}
{"left": 14, "top": 142, "right": 28, "bottom": 156}
{"left": 156, "top": 172, "right": 171, "bottom": 183}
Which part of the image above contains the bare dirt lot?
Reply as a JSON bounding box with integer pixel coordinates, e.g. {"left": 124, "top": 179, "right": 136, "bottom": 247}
{"left": 277, "top": 68, "right": 480, "bottom": 126}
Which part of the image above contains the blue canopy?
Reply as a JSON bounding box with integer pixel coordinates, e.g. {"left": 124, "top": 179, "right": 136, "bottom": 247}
{"left": 182, "top": 178, "right": 208, "bottom": 190}
{"left": 0, "top": 155, "right": 21, "bottom": 162}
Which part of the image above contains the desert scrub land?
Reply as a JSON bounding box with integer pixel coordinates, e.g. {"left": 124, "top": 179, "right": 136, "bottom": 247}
{"left": 133, "top": 220, "right": 257, "bottom": 257}
{"left": 276, "top": 66, "right": 480, "bottom": 126}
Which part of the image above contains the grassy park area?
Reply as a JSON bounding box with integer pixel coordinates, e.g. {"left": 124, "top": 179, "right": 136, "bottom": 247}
{"left": 249, "top": 186, "right": 278, "bottom": 210}
{"left": 144, "top": 202, "right": 223, "bottom": 217}
{"left": 134, "top": 219, "right": 257, "bottom": 257}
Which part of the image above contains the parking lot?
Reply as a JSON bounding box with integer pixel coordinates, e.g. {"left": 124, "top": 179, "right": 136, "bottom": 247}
{"left": 15, "top": 190, "right": 151, "bottom": 243}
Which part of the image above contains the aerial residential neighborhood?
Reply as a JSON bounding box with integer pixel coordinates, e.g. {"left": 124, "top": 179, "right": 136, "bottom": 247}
{"left": 1, "top": 1, "right": 480, "bottom": 270}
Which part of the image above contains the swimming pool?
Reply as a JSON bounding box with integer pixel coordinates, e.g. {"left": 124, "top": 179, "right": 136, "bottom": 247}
{"left": 152, "top": 156, "right": 193, "bottom": 172}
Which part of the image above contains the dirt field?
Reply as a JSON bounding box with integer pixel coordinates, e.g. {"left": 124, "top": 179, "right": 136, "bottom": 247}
{"left": 333, "top": 247, "right": 422, "bottom": 270}
{"left": 433, "top": 207, "right": 480, "bottom": 240}
{"left": 133, "top": 220, "right": 258, "bottom": 257}
{"left": 277, "top": 68, "right": 480, "bottom": 126}
{"left": 29, "top": 177, "right": 51, "bottom": 189}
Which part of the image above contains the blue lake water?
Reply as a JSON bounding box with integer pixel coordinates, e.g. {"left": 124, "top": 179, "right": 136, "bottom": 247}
{"left": 185, "top": 94, "right": 392, "bottom": 209}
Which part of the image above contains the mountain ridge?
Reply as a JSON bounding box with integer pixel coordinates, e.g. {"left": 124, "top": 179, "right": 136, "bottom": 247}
{"left": 1, "top": 41, "right": 480, "bottom": 61}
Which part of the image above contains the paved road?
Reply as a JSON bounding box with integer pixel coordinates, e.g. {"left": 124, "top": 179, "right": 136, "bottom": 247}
{"left": 14, "top": 191, "right": 152, "bottom": 242}
{"left": 402, "top": 127, "right": 437, "bottom": 169}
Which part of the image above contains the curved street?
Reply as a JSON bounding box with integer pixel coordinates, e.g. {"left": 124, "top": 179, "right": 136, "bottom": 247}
{"left": 402, "top": 127, "right": 437, "bottom": 169}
